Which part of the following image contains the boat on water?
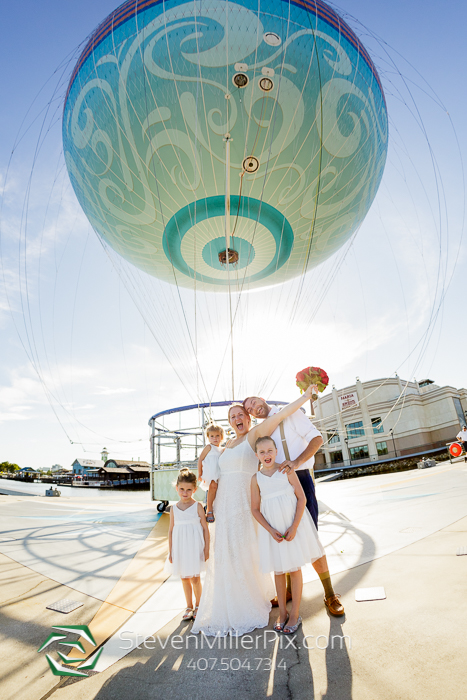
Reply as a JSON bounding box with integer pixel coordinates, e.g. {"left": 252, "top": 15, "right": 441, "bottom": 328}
{"left": 45, "top": 487, "right": 61, "bottom": 497}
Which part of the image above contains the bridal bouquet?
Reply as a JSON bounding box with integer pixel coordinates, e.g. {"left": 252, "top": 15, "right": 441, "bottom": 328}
{"left": 296, "top": 366, "right": 329, "bottom": 400}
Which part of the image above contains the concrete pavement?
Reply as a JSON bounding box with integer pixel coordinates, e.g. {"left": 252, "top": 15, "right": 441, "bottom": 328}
{"left": 1, "top": 460, "right": 466, "bottom": 699}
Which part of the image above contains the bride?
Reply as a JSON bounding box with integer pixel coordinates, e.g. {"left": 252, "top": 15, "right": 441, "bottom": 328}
{"left": 192, "top": 386, "right": 315, "bottom": 637}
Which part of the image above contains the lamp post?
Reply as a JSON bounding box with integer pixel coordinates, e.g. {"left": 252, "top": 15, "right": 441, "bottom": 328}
{"left": 389, "top": 429, "right": 397, "bottom": 457}
{"left": 344, "top": 437, "right": 351, "bottom": 466}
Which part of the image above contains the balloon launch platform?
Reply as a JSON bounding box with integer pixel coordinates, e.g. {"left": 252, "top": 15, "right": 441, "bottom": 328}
{"left": 148, "top": 400, "right": 287, "bottom": 510}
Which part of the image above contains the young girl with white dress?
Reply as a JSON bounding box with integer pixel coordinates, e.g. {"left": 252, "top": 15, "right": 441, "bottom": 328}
{"left": 197, "top": 423, "right": 224, "bottom": 523}
{"left": 165, "top": 469, "right": 210, "bottom": 621}
{"left": 251, "top": 436, "right": 325, "bottom": 634}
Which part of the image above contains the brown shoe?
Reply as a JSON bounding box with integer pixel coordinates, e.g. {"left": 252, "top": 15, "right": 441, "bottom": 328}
{"left": 324, "top": 594, "right": 345, "bottom": 616}
{"left": 271, "top": 589, "right": 293, "bottom": 607}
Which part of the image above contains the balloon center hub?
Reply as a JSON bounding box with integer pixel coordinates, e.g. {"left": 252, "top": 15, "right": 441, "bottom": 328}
{"left": 218, "top": 248, "right": 239, "bottom": 265}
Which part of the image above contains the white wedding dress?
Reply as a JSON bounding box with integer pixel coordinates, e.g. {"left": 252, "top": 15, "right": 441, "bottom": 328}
{"left": 192, "top": 438, "right": 274, "bottom": 636}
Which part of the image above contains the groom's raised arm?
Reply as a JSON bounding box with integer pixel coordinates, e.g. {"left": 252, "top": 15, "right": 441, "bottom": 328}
{"left": 248, "top": 384, "right": 317, "bottom": 447}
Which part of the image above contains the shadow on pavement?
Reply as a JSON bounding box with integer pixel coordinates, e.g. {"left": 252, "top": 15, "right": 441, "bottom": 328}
{"left": 86, "top": 614, "right": 315, "bottom": 700}
{"left": 321, "top": 616, "right": 352, "bottom": 700}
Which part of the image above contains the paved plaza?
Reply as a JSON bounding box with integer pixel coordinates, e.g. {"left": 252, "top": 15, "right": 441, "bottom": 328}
{"left": 0, "top": 459, "right": 466, "bottom": 699}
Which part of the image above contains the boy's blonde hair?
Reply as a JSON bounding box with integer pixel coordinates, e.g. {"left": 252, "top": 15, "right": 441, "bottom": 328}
{"left": 205, "top": 422, "right": 224, "bottom": 439}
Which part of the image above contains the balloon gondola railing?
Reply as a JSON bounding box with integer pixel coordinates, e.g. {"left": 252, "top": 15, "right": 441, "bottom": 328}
{"left": 147, "top": 400, "right": 287, "bottom": 511}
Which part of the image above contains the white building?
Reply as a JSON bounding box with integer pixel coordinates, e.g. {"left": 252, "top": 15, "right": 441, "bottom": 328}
{"left": 72, "top": 458, "right": 104, "bottom": 477}
{"left": 50, "top": 464, "right": 72, "bottom": 473}
{"left": 313, "top": 376, "right": 467, "bottom": 468}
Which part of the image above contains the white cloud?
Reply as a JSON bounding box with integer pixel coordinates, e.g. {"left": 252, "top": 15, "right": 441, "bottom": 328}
{"left": 94, "top": 386, "right": 136, "bottom": 396}
{"left": 0, "top": 412, "right": 29, "bottom": 421}
{"left": 0, "top": 372, "right": 44, "bottom": 409}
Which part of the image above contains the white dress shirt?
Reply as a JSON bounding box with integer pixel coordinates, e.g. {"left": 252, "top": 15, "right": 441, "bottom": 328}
{"left": 266, "top": 406, "right": 322, "bottom": 471}
{"left": 457, "top": 429, "right": 467, "bottom": 443}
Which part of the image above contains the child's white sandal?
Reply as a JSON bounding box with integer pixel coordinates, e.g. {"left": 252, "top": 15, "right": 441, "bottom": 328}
{"left": 182, "top": 608, "right": 193, "bottom": 621}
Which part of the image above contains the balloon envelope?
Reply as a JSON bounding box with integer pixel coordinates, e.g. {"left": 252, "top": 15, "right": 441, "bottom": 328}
{"left": 63, "top": 0, "right": 388, "bottom": 291}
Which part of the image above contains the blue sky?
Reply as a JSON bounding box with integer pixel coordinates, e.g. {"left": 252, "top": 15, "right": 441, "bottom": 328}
{"left": 1, "top": 0, "right": 466, "bottom": 470}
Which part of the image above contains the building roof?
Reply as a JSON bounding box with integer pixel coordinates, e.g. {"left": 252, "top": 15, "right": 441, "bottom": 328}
{"left": 104, "top": 459, "right": 150, "bottom": 468}
{"left": 72, "top": 459, "right": 105, "bottom": 468}
{"left": 98, "top": 465, "right": 149, "bottom": 474}
{"left": 99, "top": 466, "right": 132, "bottom": 474}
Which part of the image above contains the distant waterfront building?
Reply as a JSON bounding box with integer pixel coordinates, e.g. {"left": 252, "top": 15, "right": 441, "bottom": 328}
{"left": 72, "top": 458, "right": 104, "bottom": 477}
{"left": 50, "top": 464, "right": 70, "bottom": 473}
{"left": 98, "top": 459, "right": 151, "bottom": 485}
{"left": 18, "top": 467, "right": 40, "bottom": 478}
{"left": 313, "top": 376, "right": 467, "bottom": 468}
{"left": 101, "top": 447, "right": 109, "bottom": 463}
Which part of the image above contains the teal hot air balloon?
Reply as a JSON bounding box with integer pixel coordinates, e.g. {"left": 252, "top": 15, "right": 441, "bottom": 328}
{"left": 63, "top": 0, "right": 388, "bottom": 292}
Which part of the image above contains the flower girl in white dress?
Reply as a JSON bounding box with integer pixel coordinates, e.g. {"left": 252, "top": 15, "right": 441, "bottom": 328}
{"left": 165, "top": 469, "right": 210, "bottom": 621}
{"left": 197, "top": 424, "right": 224, "bottom": 524}
{"left": 251, "top": 436, "right": 325, "bottom": 634}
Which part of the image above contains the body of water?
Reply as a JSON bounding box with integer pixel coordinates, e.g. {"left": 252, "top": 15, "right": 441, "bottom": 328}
{"left": 0, "top": 477, "right": 152, "bottom": 503}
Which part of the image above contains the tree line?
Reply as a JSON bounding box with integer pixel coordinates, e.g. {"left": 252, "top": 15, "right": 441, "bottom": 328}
{"left": 0, "top": 462, "right": 20, "bottom": 473}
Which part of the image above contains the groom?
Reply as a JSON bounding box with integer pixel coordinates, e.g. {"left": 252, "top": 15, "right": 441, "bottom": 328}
{"left": 243, "top": 394, "right": 345, "bottom": 616}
